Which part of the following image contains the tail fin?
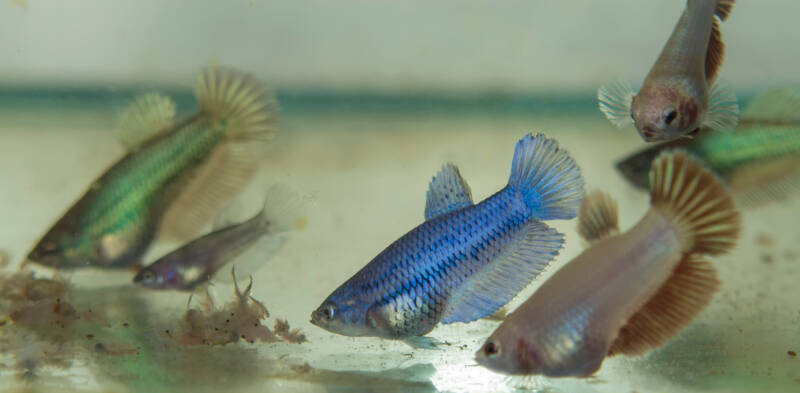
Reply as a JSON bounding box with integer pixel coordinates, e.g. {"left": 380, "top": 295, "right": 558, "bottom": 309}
{"left": 649, "top": 151, "right": 740, "bottom": 255}
{"left": 507, "top": 133, "right": 584, "bottom": 220}
{"left": 256, "top": 184, "right": 309, "bottom": 233}
{"left": 195, "top": 65, "right": 280, "bottom": 141}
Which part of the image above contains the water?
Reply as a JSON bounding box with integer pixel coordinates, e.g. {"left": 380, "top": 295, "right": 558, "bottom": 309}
{"left": 2, "top": 1, "right": 800, "bottom": 392}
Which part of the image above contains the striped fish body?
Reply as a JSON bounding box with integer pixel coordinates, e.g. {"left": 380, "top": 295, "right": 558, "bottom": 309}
{"left": 31, "top": 120, "right": 225, "bottom": 268}
{"left": 27, "top": 67, "right": 278, "bottom": 269}
{"left": 312, "top": 134, "right": 584, "bottom": 344}
{"left": 337, "top": 189, "right": 531, "bottom": 338}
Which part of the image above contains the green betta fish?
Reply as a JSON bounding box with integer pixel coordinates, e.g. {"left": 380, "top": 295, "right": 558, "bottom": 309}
{"left": 26, "top": 66, "right": 278, "bottom": 269}
{"left": 616, "top": 87, "right": 800, "bottom": 206}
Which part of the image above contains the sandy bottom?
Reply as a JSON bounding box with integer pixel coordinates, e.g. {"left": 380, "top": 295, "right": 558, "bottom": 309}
{"left": 0, "top": 109, "right": 798, "bottom": 393}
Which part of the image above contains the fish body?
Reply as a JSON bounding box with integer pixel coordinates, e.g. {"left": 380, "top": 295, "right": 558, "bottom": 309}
{"left": 27, "top": 68, "right": 278, "bottom": 269}
{"left": 598, "top": 0, "right": 738, "bottom": 142}
{"left": 477, "top": 152, "right": 740, "bottom": 377}
{"left": 311, "top": 134, "right": 584, "bottom": 345}
{"left": 133, "top": 185, "right": 300, "bottom": 291}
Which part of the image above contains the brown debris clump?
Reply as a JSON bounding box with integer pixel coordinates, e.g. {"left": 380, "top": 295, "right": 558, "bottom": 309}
{"left": 274, "top": 318, "right": 307, "bottom": 343}
{"left": 175, "top": 273, "right": 281, "bottom": 346}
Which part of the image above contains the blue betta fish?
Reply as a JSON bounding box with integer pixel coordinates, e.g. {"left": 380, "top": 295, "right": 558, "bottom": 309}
{"left": 310, "top": 133, "right": 584, "bottom": 348}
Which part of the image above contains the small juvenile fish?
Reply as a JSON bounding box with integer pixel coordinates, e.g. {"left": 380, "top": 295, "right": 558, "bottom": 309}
{"left": 27, "top": 66, "right": 278, "bottom": 269}
{"left": 598, "top": 0, "right": 739, "bottom": 142}
{"left": 617, "top": 87, "right": 800, "bottom": 206}
{"left": 476, "top": 151, "right": 740, "bottom": 377}
{"left": 133, "top": 186, "right": 300, "bottom": 291}
{"left": 311, "top": 134, "right": 584, "bottom": 348}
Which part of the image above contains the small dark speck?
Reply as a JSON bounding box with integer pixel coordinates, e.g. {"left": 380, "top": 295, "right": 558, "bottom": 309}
{"left": 225, "top": 319, "right": 230, "bottom": 323}
{"left": 789, "top": 350, "right": 797, "bottom": 358}
{"left": 94, "top": 343, "right": 105, "bottom": 351}
{"left": 123, "top": 322, "right": 129, "bottom": 327}
{"left": 86, "top": 334, "right": 94, "bottom": 340}
{"left": 761, "top": 254, "right": 774, "bottom": 264}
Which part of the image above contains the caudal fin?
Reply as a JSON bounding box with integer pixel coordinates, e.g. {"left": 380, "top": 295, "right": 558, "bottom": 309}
{"left": 649, "top": 151, "right": 741, "bottom": 255}
{"left": 507, "top": 133, "right": 584, "bottom": 220}
{"left": 255, "top": 184, "right": 309, "bottom": 233}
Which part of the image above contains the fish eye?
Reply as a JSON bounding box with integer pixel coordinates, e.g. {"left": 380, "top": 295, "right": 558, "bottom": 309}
{"left": 141, "top": 270, "right": 155, "bottom": 284}
{"left": 484, "top": 341, "right": 501, "bottom": 358}
{"left": 323, "top": 304, "right": 336, "bottom": 320}
{"left": 664, "top": 109, "right": 677, "bottom": 125}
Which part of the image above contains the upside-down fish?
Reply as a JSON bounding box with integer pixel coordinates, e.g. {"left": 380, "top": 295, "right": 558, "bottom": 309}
{"left": 311, "top": 133, "right": 584, "bottom": 348}
{"left": 617, "top": 87, "right": 800, "bottom": 206}
{"left": 598, "top": 0, "right": 738, "bottom": 142}
{"left": 27, "top": 67, "right": 278, "bottom": 269}
{"left": 476, "top": 151, "right": 740, "bottom": 377}
{"left": 133, "top": 185, "right": 302, "bottom": 291}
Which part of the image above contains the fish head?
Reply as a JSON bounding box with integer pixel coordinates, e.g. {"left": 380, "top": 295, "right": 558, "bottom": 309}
{"left": 132, "top": 263, "right": 182, "bottom": 290}
{"left": 476, "top": 325, "right": 542, "bottom": 376}
{"left": 310, "top": 295, "right": 372, "bottom": 337}
{"left": 26, "top": 230, "right": 91, "bottom": 268}
{"left": 631, "top": 86, "right": 700, "bottom": 142}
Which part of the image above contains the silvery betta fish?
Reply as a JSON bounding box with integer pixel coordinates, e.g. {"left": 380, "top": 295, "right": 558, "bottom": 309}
{"left": 617, "top": 87, "right": 800, "bottom": 206}
{"left": 133, "top": 185, "right": 301, "bottom": 291}
{"left": 311, "top": 133, "right": 584, "bottom": 348}
{"left": 27, "top": 67, "right": 278, "bottom": 269}
{"left": 476, "top": 151, "right": 740, "bottom": 377}
{"left": 598, "top": 0, "right": 739, "bottom": 142}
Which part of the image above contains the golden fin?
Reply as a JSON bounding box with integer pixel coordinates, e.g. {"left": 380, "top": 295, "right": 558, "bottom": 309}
{"left": 649, "top": 151, "right": 741, "bottom": 255}
{"left": 714, "top": 0, "right": 736, "bottom": 21}
{"left": 117, "top": 93, "right": 176, "bottom": 150}
{"left": 160, "top": 143, "right": 259, "bottom": 241}
{"left": 577, "top": 190, "right": 619, "bottom": 244}
{"left": 159, "top": 67, "right": 279, "bottom": 240}
{"left": 195, "top": 65, "right": 279, "bottom": 142}
{"left": 705, "top": 18, "right": 724, "bottom": 83}
{"left": 728, "top": 155, "right": 800, "bottom": 207}
{"left": 608, "top": 255, "right": 719, "bottom": 356}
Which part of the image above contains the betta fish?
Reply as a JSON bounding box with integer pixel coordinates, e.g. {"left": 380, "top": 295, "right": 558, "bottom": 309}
{"left": 133, "top": 185, "right": 302, "bottom": 291}
{"left": 476, "top": 151, "right": 740, "bottom": 377}
{"left": 617, "top": 87, "right": 800, "bottom": 206}
{"left": 311, "top": 133, "right": 584, "bottom": 348}
{"left": 26, "top": 66, "right": 278, "bottom": 269}
{"left": 598, "top": 0, "right": 739, "bottom": 142}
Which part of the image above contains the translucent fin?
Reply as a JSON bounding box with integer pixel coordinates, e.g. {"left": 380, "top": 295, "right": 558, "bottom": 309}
{"left": 705, "top": 18, "right": 725, "bottom": 83}
{"left": 403, "top": 336, "right": 444, "bottom": 350}
{"left": 441, "top": 220, "right": 563, "bottom": 324}
{"left": 195, "top": 65, "right": 280, "bottom": 142}
{"left": 609, "top": 255, "right": 719, "bottom": 356}
{"left": 728, "top": 155, "right": 800, "bottom": 207}
{"left": 649, "top": 151, "right": 741, "bottom": 255}
{"left": 702, "top": 82, "right": 739, "bottom": 131}
{"left": 425, "top": 163, "right": 474, "bottom": 220}
{"left": 160, "top": 143, "right": 259, "bottom": 241}
{"left": 597, "top": 80, "right": 635, "bottom": 128}
{"left": 507, "top": 133, "right": 585, "bottom": 220}
{"left": 217, "top": 184, "right": 307, "bottom": 284}
{"left": 117, "top": 93, "right": 176, "bottom": 150}
{"left": 740, "top": 87, "right": 800, "bottom": 123}
{"left": 577, "top": 190, "right": 620, "bottom": 244}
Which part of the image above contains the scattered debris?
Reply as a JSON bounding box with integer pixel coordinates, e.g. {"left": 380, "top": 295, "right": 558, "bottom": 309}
{"left": 789, "top": 350, "right": 797, "bottom": 358}
{"left": 274, "top": 319, "right": 307, "bottom": 343}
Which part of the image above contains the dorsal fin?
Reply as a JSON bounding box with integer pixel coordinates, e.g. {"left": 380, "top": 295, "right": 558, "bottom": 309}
{"left": 608, "top": 255, "right": 719, "bottom": 356}
{"left": 577, "top": 190, "right": 620, "bottom": 244}
{"left": 117, "top": 93, "right": 176, "bottom": 151}
{"left": 705, "top": 1, "right": 735, "bottom": 82}
{"left": 424, "top": 163, "right": 473, "bottom": 220}
{"left": 441, "top": 220, "right": 563, "bottom": 324}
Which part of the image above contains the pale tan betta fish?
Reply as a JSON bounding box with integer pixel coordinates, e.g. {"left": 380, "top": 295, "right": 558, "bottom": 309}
{"left": 598, "top": 0, "right": 739, "bottom": 142}
{"left": 476, "top": 151, "right": 740, "bottom": 378}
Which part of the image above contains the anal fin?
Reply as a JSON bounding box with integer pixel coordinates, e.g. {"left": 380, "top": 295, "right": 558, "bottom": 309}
{"left": 608, "top": 255, "right": 719, "bottom": 356}
{"left": 577, "top": 190, "right": 620, "bottom": 244}
{"left": 425, "top": 163, "right": 473, "bottom": 220}
{"left": 160, "top": 142, "right": 259, "bottom": 241}
{"left": 441, "top": 220, "right": 563, "bottom": 324}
